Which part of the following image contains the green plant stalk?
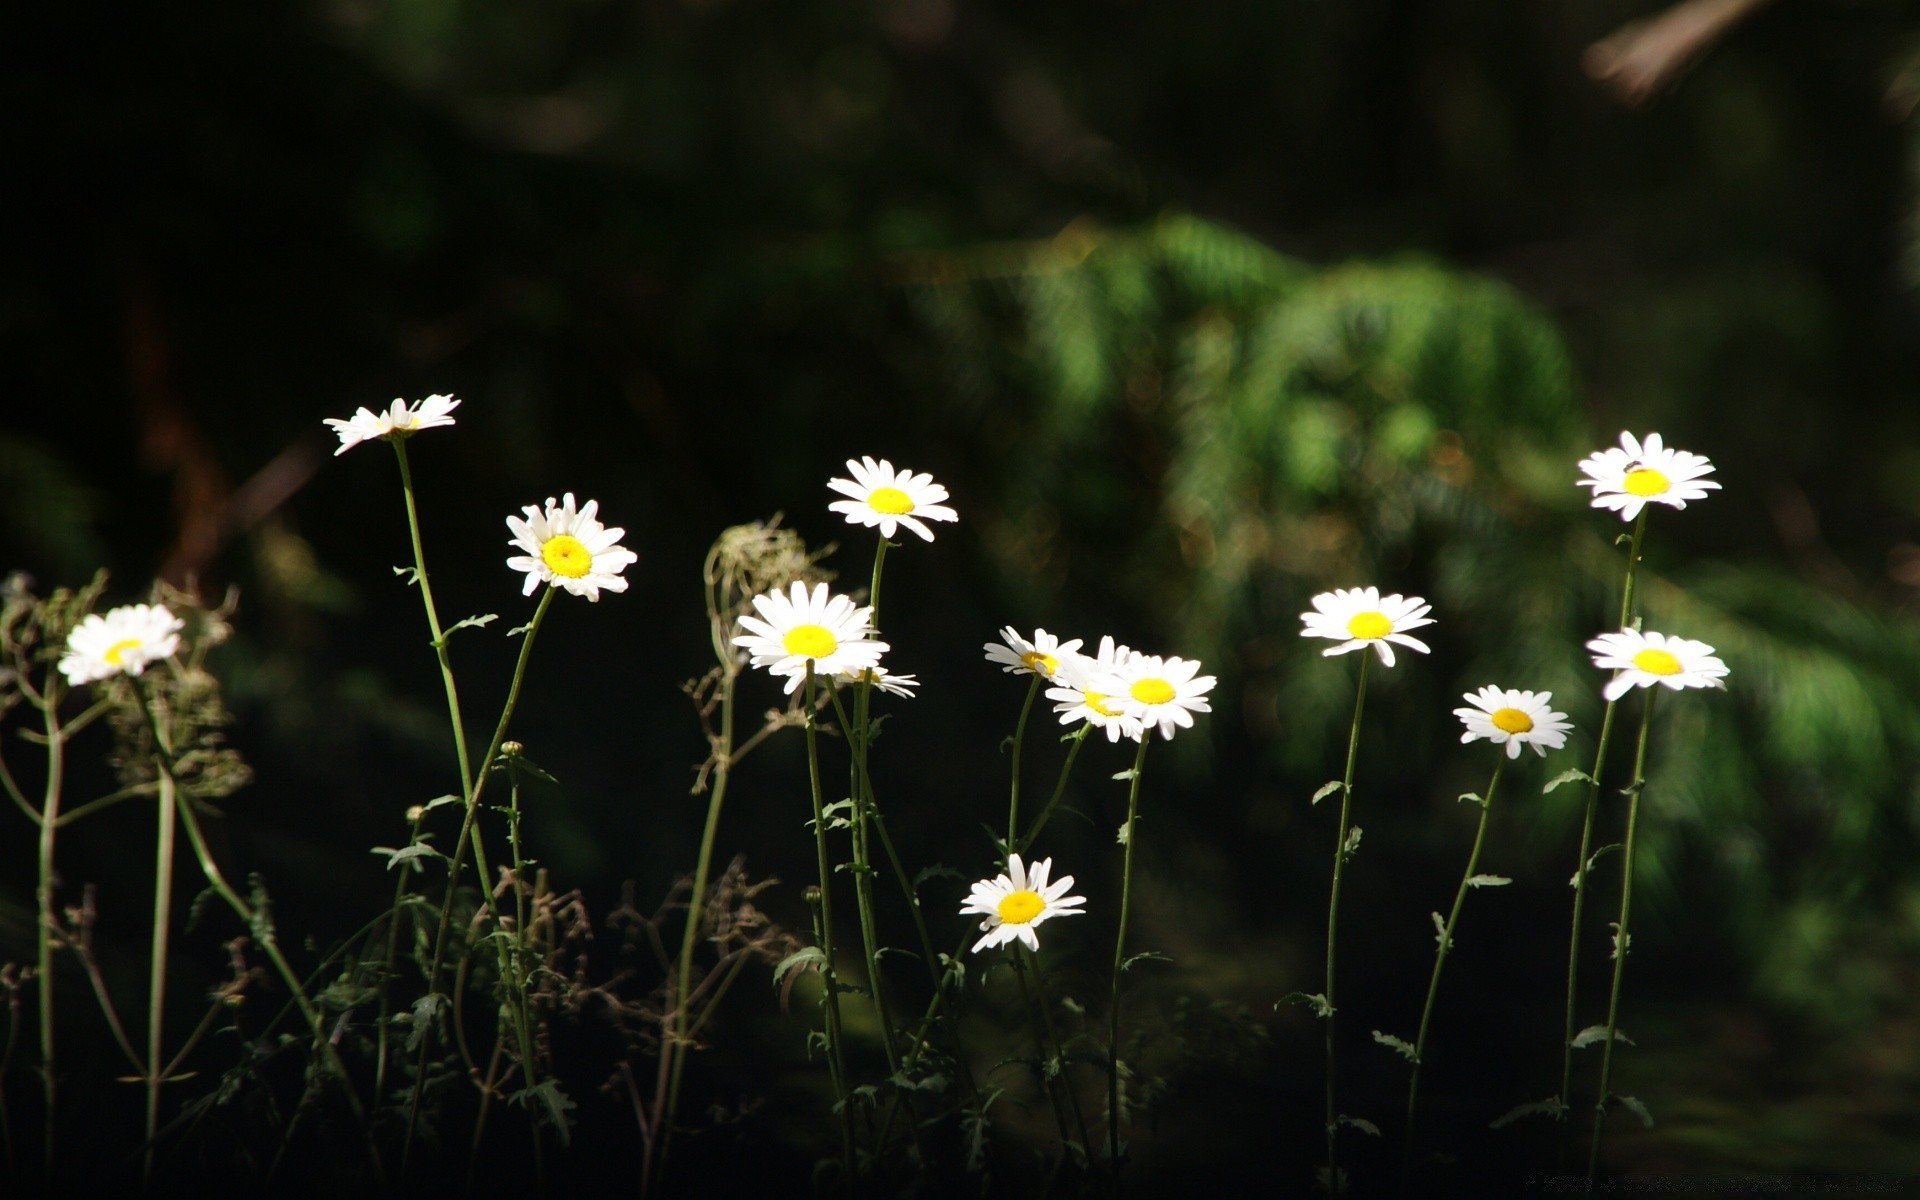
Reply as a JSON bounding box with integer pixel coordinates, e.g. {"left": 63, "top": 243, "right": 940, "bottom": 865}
{"left": 1105, "top": 734, "right": 1151, "bottom": 1167}
{"left": 401, "top": 586, "right": 555, "bottom": 1177}
{"left": 34, "top": 676, "right": 64, "bottom": 1180}
{"left": 1561, "top": 508, "right": 1647, "bottom": 1109}
{"left": 803, "top": 667, "right": 858, "bottom": 1187}
{"left": 1323, "top": 649, "right": 1373, "bottom": 1200}
{"left": 1584, "top": 692, "right": 1656, "bottom": 1194}
{"left": 501, "top": 761, "right": 545, "bottom": 1188}
{"left": 1019, "top": 943, "right": 1092, "bottom": 1165}
{"left": 1017, "top": 724, "right": 1092, "bottom": 855}
{"left": 373, "top": 805, "right": 429, "bottom": 1101}
{"left": 137, "top": 680, "right": 179, "bottom": 1188}
{"left": 1402, "top": 755, "right": 1506, "bottom": 1192}
{"left": 1007, "top": 675, "right": 1042, "bottom": 853}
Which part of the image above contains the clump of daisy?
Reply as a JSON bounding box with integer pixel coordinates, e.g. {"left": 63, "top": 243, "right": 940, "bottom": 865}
{"left": 505, "top": 493, "right": 639, "bottom": 601}
{"left": 1299, "top": 587, "right": 1435, "bottom": 667}
{"left": 323, "top": 393, "right": 460, "bottom": 456}
{"left": 960, "top": 854, "right": 1086, "bottom": 953}
{"left": 1047, "top": 637, "right": 1144, "bottom": 743}
{"left": 1586, "top": 628, "right": 1729, "bottom": 700}
{"left": 732, "top": 581, "right": 888, "bottom": 693}
{"left": 1576, "top": 431, "right": 1719, "bottom": 521}
{"left": 826, "top": 456, "right": 958, "bottom": 543}
{"left": 1115, "top": 653, "right": 1216, "bottom": 741}
{"left": 58, "top": 603, "right": 183, "bottom": 684}
{"left": 1453, "top": 687, "right": 1573, "bottom": 759}
{"left": 985, "top": 627, "right": 1083, "bottom": 680}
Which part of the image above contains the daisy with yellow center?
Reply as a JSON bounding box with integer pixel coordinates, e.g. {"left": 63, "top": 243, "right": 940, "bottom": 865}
{"left": 1453, "top": 686, "right": 1573, "bottom": 759}
{"left": 1298, "top": 586, "right": 1435, "bottom": 667}
{"left": 984, "top": 626, "right": 1084, "bottom": 679}
{"left": 1587, "top": 627, "right": 1729, "bottom": 701}
{"left": 58, "top": 603, "right": 183, "bottom": 684}
{"left": 505, "top": 493, "right": 638, "bottom": 601}
{"left": 959, "top": 854, "right": 1087, "bottom": 953}
{"left": 322, "top": 393, "right": 460, "bottom": 456}
{"left": 1115, "top": 653, "right": 1216, "bottom": 742}
{"left": 833, "top": 665, "right": 919, "bottom": 698}
{"left": 1046, "top": 636, "right": 1145, "bottom": 742}
{"left": 826, "top": 456, "right": 959, "bottom": 543}
{"left": 1576, "top": 431, "right": 1720, "bottom": 522}
{"left": 732, "top": 581, "right": 889, "bottom": 694}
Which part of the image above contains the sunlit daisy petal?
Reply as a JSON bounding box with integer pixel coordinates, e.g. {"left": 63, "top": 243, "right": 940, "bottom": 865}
{"left": 1587, "top": 628, "right": 1729, "bottom": 702}
{"left": 826, "top": 456, "right": 958, "bottom": 543}
{"left": 1453, "top": 686, "right": 1574, "bottom": 759}
{"left": 984, "top": 627, "right": 1084, "bottom": 680}
{"left": 1575, "top": 431, "right": 1720, "bottom": 522}
{"left": 1045, "top": 636, "right": 1145, "bottom": 742}
{"left": 504, "top": 492, "right": 638, "bottom": 601}
{"left": 1114, "top": 652, "right": 1216, "bottom": 742}
{"left": 1298, "top": 587, "right": 1435, "bottom": 668}
{"left": 733, "top": 581, "right": 889, "bottom": 694}
{"left": 834, "top": 665, "right": 918, "bottom": 698}
{"left": 59, "top": 603, "right": 183, "bottom": 684}
{"left": 323, "top": 393, "right": 460, "bottom": 456}
{"left": 958, "top": 853, "right": 1087, "bottom": 954}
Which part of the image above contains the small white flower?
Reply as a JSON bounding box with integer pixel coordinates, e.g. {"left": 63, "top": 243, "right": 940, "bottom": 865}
{"left": 959, "top": 854, "right": 1087, "bottom": 954}
{"left": 59, "top": 603, "right": 183, "bottom": 684}
{"left": 1115, "top": 653, "right": 1216, "bottom": 742}
{"left": 826, "top": 456, "right": 958, "bottom": 543}
{"left": 834, "top": 665, "right": 919, "bottom": 698}
{"left": 732, "top": 582, "right": 889, "bottom": 694}
{"left": 984, "top": 627, "right": 1084, "bottom": 680}
{"left": 505, "top": 493, "right": 638, "bottom": 601}
{"left": 1299, "top": 587, "right": 1435, "bottom": 668}
{"left": 1046, "top": 636, "right": 1145, "bottom": 742}
{"left": 1587, "top": 628, "right": 1729, "bottom": 701}
{"left": 1453, "top": 686, "right": 1573, "bottom": 759}
{"left": 1576, "top": 431, "right": 1720, "bottom": 522}
{"left": 323, "top": 393, "right": 460, "bottom": 456}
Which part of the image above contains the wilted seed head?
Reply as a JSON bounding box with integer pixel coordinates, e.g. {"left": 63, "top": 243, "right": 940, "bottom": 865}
{"left": 710, "top": 519, "right": 835, "bottom": 606}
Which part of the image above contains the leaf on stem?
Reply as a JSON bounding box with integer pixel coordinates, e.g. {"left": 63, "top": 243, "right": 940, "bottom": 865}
{"left": 1570, "top": 1024, "right": 1634, "bottom": 1050}
{"left": 405, "top": 993, "right": 448, "bottom": 1052}
{"left": 1543, "top": 768, "right": 1594, "bottom": 795}
{"left": 1490, "top": 1096, "right": 1567, "bottom": 1129}
{"left": 421, "top": 794, "right": 461, "bottom": 813}
{"left": 1121, "top": 950, "right": 1172, "bottom": 973}
{"left": 1278, "top": 991, "right": 1334, "bottom": 1019}
{"left": 774, "top": 946, "right": 828, "bottom": 1011}
{"left": 369, "top": 842, "right": 444, "bottom": 873}
{"left": 391, "top": 566, "right": 420, "bottom": 586}
{"left": 1466, "top": 874, "right": 1512, "bottom": 888}
{"left": 1342, "top": 825, "right": 1363, "bottom": 860}
{"left": 1371, "top": 1031, "right": 1418, "bottom": 1063}
{"left": 508, "top": 1079, "right": 577, "bottom": 1147}
{"left": 1618, "top": 1094, "right": 1655, "bottom": 1128}
{"left": 913, "top": 864, "right": 964, "bottom": 892}
{"left": 1111, "top": 768, "right": 1138, "bottom": 781}
{"left": 443, "top": 613, "right": 499, "bottom": 637}
{"left": 1431, "top": 911, "right": 1451, "bottom": 950}
{"left": 1609, "top": 921, "right": 1632, "bottom": 960}
{"left": 1457, "top": 791, "right": 1486, "bottom": 808}
{"left": 1338, "top": 1114, "right": 1381, "bottom": 1137}
{"left": 1569, "top": 842, "right": 1623, "bottom": 887}
{"left": 1312, "top": 780, "right": 1343, "bottom": 806}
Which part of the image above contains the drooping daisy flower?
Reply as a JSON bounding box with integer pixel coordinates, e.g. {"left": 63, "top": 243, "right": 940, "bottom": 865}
{"left": 732, "top": 581, "right": 889, "bottom": 694}
{"left": 59, "top": 603, "right": 183, "bottom": 684}
{"left": 826, "top": 456, "right": 958, "bottom": 543}
{"left": 984, "top": 627, "right": 1084, "bottom": 680}
{"left": 1587, "top": 628, "right": 1729, "bottom": 701}
{"left": 834, "top": 665, "right": 919, "bottom": 698}
{"left": 1453, "top": 686, "right": 1574, "bottom": 759}
{"left": 505, "top": 493, "right": 638, "bottom": 601}
{"left": 323, "top": 393, "right": 460, "bottom": 456}
{"left": 1299, "top": 587, "right": 1435, "bottom": 668}
{"left": 1115, "top": 653, "right": 1216, "bottom": 741}
{"left": 959, "top": 854, "right": 1087, "bottom": 954}
{"left": 1576, "top": 431, "right": 1720, "bottom": 522}
{"left": 1046, "top": 636, "right": 1144, "bottom": 742}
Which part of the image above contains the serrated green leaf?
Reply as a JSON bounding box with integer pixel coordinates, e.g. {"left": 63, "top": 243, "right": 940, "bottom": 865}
{"left": 1490, "top": 1096, "right": 1567, "bottom": 1129}
{"left": 1570, "top": 842, "right": 1623, "bottom": 887}
{"left": 1618, "top": 1094, "right": 1654, "bottom": 1128}
{"left": 1312, "top": 780, "right": 1343, "bottom": 805}
{"left": 1338, "top": 1115, "right": 1381, "bottom": 1137}
{"left": 370, "top": 842, "right": 443, "bottom": 873}
{"left": 508, "top": 1079, "right": 577, "bottom": 1147}
{"left": 445, "top": 613, "right": 499, "bottom": 637}
{"left": 1431, "top": 911, "right": 1451, "bottom": 950}
{"left": 1466, "top": 874, "right": 1512, "bottom": 888}
{"left": 1278, "top": 991, "right": 1335, "bottom": 1019}
{"left": 1543, "top": 768, "right": 1594, "bottom": 795}
{"left": 913, "top": 864, "right": 964, "bottom": 891}
{"left": 1342, "top": 825, "right": 1362, "bottom": 858}
{"left": 773, "top": 946, "right": 828, "bottom": 991}
{"left": 1371, "top": 1031, "right": 1418, "bottom": 1063}
{"left": 1570, "top": 1024, "right": 1633, "bottom": 1050}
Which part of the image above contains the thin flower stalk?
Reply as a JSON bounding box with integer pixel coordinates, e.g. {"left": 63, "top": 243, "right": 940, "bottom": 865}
{"left": 1011, "top": 944, "right": 1090, "bottom": 1169}
{"left": 1007, "top": 674, "right": 1043, "bottom": 852}
{"left": 1323, "top": 649, "right": 1372, "bottom": 1199}
{"left": 1105, "top": 734, "right": 1151, "bottom": 1166}
{"left": 34, "top": 680, "right": 65, "bottom": 1180}
{"left": 802, "top": 666, "right": 858, "bottom": 1185}
{"left": 135, "top": 678, "right": 179, "bottom": 1188}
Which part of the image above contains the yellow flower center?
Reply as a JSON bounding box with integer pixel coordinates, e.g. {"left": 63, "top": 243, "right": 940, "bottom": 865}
{"left": 1084, "top": 691, "right": 1121, "bottom": 718}
{"left": 1020, "top": 650, "right": 1059, "bottom": 676}
{"left": 1346, "top": 611, "right": 1392, "bottom": 640}
{"left": 541, "top": 533, "right": 593, "bottom": 578}
{"left": 996, "top": 889, "right": 1045, "bottom": 924}
{"left": 783, "top": 623, "right": 839, "bottom": 659}
{"left": 102, "top": 638, "right": 142, "bottom": 666}
{"left": 1490, "top": 707, "right": 1534, "bottom": 734}
{"left": 868, "top": 486, "right": 914, "bottom": 515}
{"left": 1623, "top": 467, "right": 1670, "bottom": 497}
{"left": 1130, "top": 677, "right": 1176, "bottom": 706}
{"left": 1631, "top": 647, "right": 1682, "bottom": 676}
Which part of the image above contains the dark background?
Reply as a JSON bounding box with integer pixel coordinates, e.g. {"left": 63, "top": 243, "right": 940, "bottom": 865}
{"left": 5, "top": 0, "right": 1920, "bottom": 1192}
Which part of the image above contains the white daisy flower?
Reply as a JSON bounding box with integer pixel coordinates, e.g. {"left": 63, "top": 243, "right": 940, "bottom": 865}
{"left": 732, "top": 581, "right": 889, "bottom": 694}
{"left": 1453, "top": 686, "right": 1574, "bottom": 759}
{"left": 826, "top": 456, "right": 958, "bottom": 543}
{"left": 1587, "top": 628, "right": 1729, "bottom": 702}
{"left": 59, "top": 603, "right": 183, "bottom": 685}
{"left": 1299, "top": 587, "right": 1435, "bottom": 668}
{"left": 959, "top": 854, "right": 1087, "bottom": 954}
{"left": 984, "top": 626, "right": 1084, "bottom": 680}
{"left": 1576, "top": 431, "right": 1720, "bottom": 522}
{"left": 834, "top": 665, "right": 919, "bottom": 698}
{"left": 1115, "top": 653, "right": 1216, "bottom": 742}
{"left": 505, "top": 493, "right": 638, "bottom": 601}
{"left": 323, "top": 393, "right": 460, "bottom": 456}
{"left": 1046, "top": 636, "right": 1145, "bottom": 742}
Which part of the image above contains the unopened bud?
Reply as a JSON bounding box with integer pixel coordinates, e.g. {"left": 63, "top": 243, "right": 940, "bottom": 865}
{"left": 405, "top": 805, "right": 425, "bottom": 823}
{"left": 500, "top": 741, "right": 524, "bottom": 758}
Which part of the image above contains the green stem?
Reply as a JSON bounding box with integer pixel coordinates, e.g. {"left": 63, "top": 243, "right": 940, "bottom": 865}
{"left": 501, "top": 757, "right": 545, "bottom": 1190}
{"left": 1017, "top": 725, "right": 1091, "bottom": 855}
{"left": 1323, "top": 649, "right": 1373, "bottom": 1200}
{"left": 137, "top": 680, "right": 178, "bottom": 1188}
{"left": 35, "top": 677, "right": 64, "bottom": 1181}
{"left": 1105, "top": 734, "right": 1151, "bottom": 1167}
{"left": 1584, "top": 692, "right": 1656, "bottom": 1194}
{"left": 1007, "top": 675, "right": 1042, "bottom": 854}
{"left": 1402, "top": 756, "right": 1506, "bottom": 1192}
{"left": 803, "top": 667, "right": 857, "bottom": 1191}
{"left": 1562, "top": 507, "right": 1647, "bottom": 1109}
